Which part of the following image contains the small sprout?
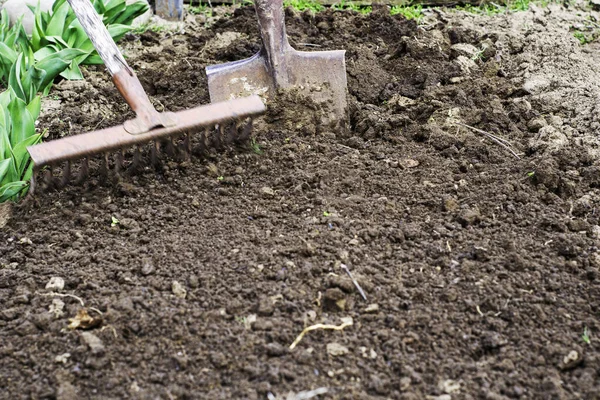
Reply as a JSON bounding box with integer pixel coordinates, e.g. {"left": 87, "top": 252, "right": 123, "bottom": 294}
{"left": 527, "top": 171, "right": 535, "bottom": 178}
{"left": 250, "top": 138, "right": 263, "bottom": 155}
{"left": 111, "top": 216, "right": 119, "bottom": 227}
{"left": 284, "top": 137, "right": 291, "bottom": 143}
{"left": 323, "top": 211, "right": 331, "bottom": 217}
{"left": 582, "top": 327, "right": 591, "bottom": 345}
{"left": 217, "top": 176, "right": 224, "bottom": 181}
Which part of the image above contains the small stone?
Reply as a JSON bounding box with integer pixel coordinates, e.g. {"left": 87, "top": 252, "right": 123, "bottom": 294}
{"left": 450, "top": 43, "right": 479, "bottom": 58}
{"left": 260, "top": 186, "right": 275, "bottom": 198}
{"left": 399, "top": 158, "right": 420, "bottom": 169}
{"left": 523, "top": 77, "right": 550, "bottom": 95}
{"left": 56, "top": 380, "right": 79, "bottom": 400}
{"left": 46, "top": 277, "right": 65, "bottom": 291}
{"left": 171, "top": 281, "right": 187, "bottom": 299}
{"left": 257, "top": 296, "right": 274, "bottom": 316}
{"left": 80, "top": 332, "right": 105, "bottom": 355}
{"left": 323, "top": 288, "right": 346, "bottom": 312}
{"left": 527, "top": 117, "right": 547, "bottom": 132}
{"left": 265, "top": 342, "right": 287, "bottom": 357}
{"left": 188, "top": 274, "right": 199, "bottom": 288}
{"left": 457, "top": 208, "right": 481, "bottom": 226}
{"left": 140, "top": 258, "right": 154, "bottom": 276}
{"left": 55, "top": 353, "right": 71, "bottom": 364}
{"left": 1, "top": 307, "right": 18, "bottom": 321}
{"left": 442, "top": 197, "right": 459, "bottom": 212}
{"left": 364, "top": 304, "right": 379, "bottom": 313}
{"left": 326, "top": 342, "right": 349, "bottom": 356}
{"left": 561, "top": 350, "right": 582, "bottom": 370}
{"left": 439, "top": 379, "right": 461, "bottom": 394}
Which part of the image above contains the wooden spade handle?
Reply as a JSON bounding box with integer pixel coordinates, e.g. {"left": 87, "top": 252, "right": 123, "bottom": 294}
{"left": 254, "top": 0, "right": 291, "bottom": 87}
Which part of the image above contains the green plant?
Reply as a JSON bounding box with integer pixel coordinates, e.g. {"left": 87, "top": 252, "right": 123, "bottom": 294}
{"left": 573, "top": 31, "right": 590, "bottom": 45}
{"left": 189, "top": 0, "right": 213, "bottom": 16}
{"left": 250, "top": 137, "right": 262, "bottom": 154}
{"left": 0, "top": 89, "right": 42, "bottom": 201}
{"left": 390, "top": 4, "right": 423, "bottom": 22}
{"left": 331, "top": 1, "right": 371, "bottom": 14}
{"left": 111, "top": 216, "right": 120, "bottom": 227}
{"left": 284, "top": 0, "right": 324, "bottom": 12}
{"left": 0, "top": 44, "right": 85, "bottom": 102}
{"left": 29, "top": 0, "right": 148, "bottom": 80}
{"left": 582, "top": 327, "right": 591, "bottom": 345}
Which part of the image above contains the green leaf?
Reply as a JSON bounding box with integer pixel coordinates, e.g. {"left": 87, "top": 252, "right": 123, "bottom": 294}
{"left": 12, "top": 133, "right": 41, "bottom": 173}
{"left": 0, "top": 180, "right": 28, "bottom": 202}
{"left": 8, "top": 53, "right": 25, "bottom": 102}
{"left": 46, "top": 1, "right": 70, "bottom": 37}
{"left": 22, "top": 64, "right": 46, "bottom": 103}
{"left": 8, "top": 96, "right": 34, "bottom": 147}
{"left": 114, "top": 1, "right": 149, "bottom": 25}
{"left": 60, "top": 61, "right": 84, "bottom": 80}
{"left": 0, "top": 158, "right": 10, "bottom": 183}
{"left": 107, "top": 24, "right": 133, "bottom": 44}
{"left": 37, "top": 48, "right": 86, "bottom": 90}
{"left": 26, "top": 96, "right": 41, "bottom": 121}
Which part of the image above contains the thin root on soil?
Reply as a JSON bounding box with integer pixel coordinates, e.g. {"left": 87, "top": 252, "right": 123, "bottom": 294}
{"left": 289, "top": 317, "right": 353, "bottom": 350}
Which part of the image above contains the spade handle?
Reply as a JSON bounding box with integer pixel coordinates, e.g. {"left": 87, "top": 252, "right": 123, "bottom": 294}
{"left": 254, "top": 0, "right": 291, "bottom": 87}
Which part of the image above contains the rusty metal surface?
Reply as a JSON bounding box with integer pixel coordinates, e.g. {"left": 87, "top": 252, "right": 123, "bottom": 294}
{"left": 112, "top": 69, "right": 178, "bottom": 134}
{"left": 27, "top": 95, "right": 266, "bottom": 167}
{"left": 205, "top": 0, "right": 348, "bottom": 127}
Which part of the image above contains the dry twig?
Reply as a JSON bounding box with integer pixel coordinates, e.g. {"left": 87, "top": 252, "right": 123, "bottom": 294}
{"left": 454, "top": 122, "right": 521, "bottom": 159}
{"left": 289, "top": 318, "right": 353, "bottom": 350}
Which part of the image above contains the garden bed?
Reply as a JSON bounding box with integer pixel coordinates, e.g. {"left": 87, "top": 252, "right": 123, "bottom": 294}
{"left": 1, "top": 3, "right": 599, "bottom": 399}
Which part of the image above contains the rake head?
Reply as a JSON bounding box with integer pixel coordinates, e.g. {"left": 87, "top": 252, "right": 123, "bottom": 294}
{"left": 27, "top": 95, "right": 266, "bottom": 195}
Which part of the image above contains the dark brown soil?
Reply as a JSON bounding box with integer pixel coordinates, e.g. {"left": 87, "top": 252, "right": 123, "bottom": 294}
{"left": 2, "top": 6, "right": 600, "bottom": 400}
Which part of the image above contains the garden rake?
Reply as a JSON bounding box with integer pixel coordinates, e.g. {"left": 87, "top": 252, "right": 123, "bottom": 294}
{"left": 205, "top": 0, "right": 348, "bottom": 131}
{"left": 27, "top": 0, "right": 266, "bottom": 193}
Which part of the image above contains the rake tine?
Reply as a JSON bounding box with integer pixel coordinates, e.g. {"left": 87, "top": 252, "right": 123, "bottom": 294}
{"left": 74, "top": 157, "right": 89, "bottom": 185}
{"left": 165, "top": 137, "right": 176, "bottom": 158}
{"left": 29, "top": 173, "right": 36, "bottom": 197}
{"left": 100, "top": 152, "right": 109, "bottom": 178}
{"left": 59, "top": 161, "right": 71, "bottom": 188}
{"left": 42, "top": 167, "right": 54, "bottom": 190}
{"left": 237, "top": 118, "right": 253, "bottom": 143}
{"left": 151, "top": 141, "right": 160, "bottom": 167}
{"left": 130, "top": 146, "right": 142, "bottom": 172}
{"left": 212, "top": 125, "right": 223, "bottom": 149}
{"left": 115, "top": 151, "right": 124, "bottom": 175}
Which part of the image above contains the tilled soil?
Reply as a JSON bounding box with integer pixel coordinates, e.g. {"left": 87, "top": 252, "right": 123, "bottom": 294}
{"left": 1, "top": 4, "right": 600, "bottom": 400}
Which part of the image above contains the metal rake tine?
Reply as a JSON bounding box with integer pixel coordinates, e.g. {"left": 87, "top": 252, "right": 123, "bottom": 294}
{"left": 237, "top": 118, "right": 254, "bottom": 143}
{"left": 100, "top": 152, "right": 110, "bottom": 178}
{"left": 42, "top": 167, "right": 54, "bottom": 190}
{"left": 212, "top": 125, "right": 223, "bottom": 150}
{"left": 115, "top": 151, "right": 124, "bottom": 175}
{"left": 151, "top": 140, "right": 160, "bottom": 167}
{"left": 165, "top": 137, "right": 177, "bottom": 158}
{"left": 130, "top": 146, "right": 142, "bottom": 172}
{"left": 59, "top": 161, "right": 71, "bottom": 188}
{"left": 224, "top": 122, "right": 237, "bottom": 144}
{"left": 74, "top": 157, "right": 89, "bottom": 185}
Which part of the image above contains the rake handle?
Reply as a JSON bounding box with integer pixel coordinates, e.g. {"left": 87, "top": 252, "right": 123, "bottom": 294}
{"left": 67, "top": 0, "right": 169, "bottom": 133}
{"left": 255, "top": 0, "right": 290, "bottom": 87}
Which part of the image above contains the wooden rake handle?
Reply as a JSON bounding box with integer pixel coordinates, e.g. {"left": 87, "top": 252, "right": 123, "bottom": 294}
{"left": 66, "top": 0, "right": 175, "bottom": 134}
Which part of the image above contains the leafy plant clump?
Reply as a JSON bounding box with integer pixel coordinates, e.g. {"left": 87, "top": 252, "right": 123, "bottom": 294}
{"left": 29, "top": 0, "right": 148, "bottom": 80}
{"left": 390, "top": 4, "right": 423, "bottom": 22}
{"left": 0, "top": 0, "right": 148, "bottom": 202}
{"left": 0, "top": 89, "right": 42, "bottom": 201}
